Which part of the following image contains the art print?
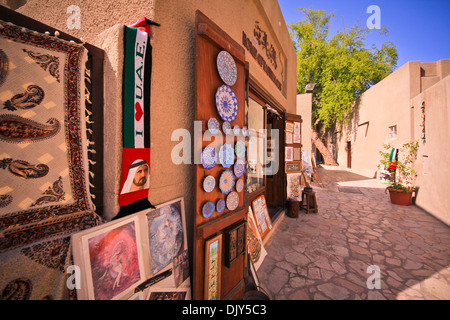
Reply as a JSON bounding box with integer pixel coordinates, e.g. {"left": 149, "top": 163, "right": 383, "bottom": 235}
{"left": 74, "top": 216, "right": 145, "bottom": 300}
{"left": 147, "top": 199, "right": 185, "bottom": 276}
{"left": 285, "top": 132, "right": 293, "bottom": 144}
{"left": 147, "top": 288, "right": 190, "bottom": 300}
{"left": 285, "top": 147, "right": 293, "bottom": 162}
{"left": 204, "top": 234, "right": 222, "bottom": 300}
{"left": 285, "top": 121, "right": 294, "bottom": 133}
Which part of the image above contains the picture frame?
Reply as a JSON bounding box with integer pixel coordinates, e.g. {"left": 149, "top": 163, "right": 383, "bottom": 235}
{"left": 71, "top": 215, "right": 148, "bottom": 300}
{"left": 147, "top": 287, "right": 191, "bottom": 300}
{"left": 286, "top": 162, "right": 302, "bottom": 173}
{"left": 224, "top": 220, "right": 247, "bottom": 267}
{"left": 247, "top": 207, "right": 267, "bottom": 270}
{"left": 285, "top": 146, "right": 294, "bottom": 162}
{"left": 251, "top": 195, "right": 273, "bottom": 239}
{"left": 285, "top": 132, "right": 293, "bottom": 144}
{"left": 293, "top": 133, "right": 301, "bottom": 144}
{"left": 285, "top": 121, "right": 294, "bottom": 133}
{"left": 294, "top": 122, "right": 301, "bottom": 135}
{"left": 204, "top": 234, "right": 222, "bottom": 300}
{"left": 293, "top": 147, "right": 301, "bottom": 161}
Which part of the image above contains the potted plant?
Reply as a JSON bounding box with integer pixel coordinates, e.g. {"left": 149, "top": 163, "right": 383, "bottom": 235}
{"left": 378, "top": 141, "right": 419, "bottom": 206}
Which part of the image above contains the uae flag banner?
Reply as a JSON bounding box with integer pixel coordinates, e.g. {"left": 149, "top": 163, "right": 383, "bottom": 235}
{"left": 118, "top": 22, "right": 153, "bottom": 214}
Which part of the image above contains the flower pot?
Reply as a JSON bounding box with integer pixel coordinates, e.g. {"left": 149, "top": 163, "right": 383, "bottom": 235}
{"left": 387, "top": 187, "right": 414, "bottom": 206}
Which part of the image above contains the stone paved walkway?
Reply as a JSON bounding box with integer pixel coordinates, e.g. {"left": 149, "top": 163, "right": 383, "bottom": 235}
{"left": 257, "top": 167, "right": 450, "bottom": 300}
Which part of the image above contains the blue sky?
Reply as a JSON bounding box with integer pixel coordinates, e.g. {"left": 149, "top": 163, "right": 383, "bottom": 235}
{"left": 278, "top": 0, "right": 450, "bottom": 70}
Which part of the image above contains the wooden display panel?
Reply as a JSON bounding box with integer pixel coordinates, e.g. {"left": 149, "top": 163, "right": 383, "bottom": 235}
{"left": 193, "top": 11, "right": 247, "bottom": 300}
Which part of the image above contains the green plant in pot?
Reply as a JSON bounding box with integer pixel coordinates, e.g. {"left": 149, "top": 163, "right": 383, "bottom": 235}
{"left": 379, "top": 141, "right": 419, "bottom": 205}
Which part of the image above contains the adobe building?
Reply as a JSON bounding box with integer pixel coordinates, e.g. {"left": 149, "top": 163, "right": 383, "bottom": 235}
{"left": 334, "top": 59, "right": 450, "bottom": 226}
{"left": 0, "top": 0, "right": 303, "bottom": 300}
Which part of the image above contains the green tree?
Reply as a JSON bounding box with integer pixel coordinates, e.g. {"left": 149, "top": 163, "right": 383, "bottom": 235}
{"left": 289, "top": 7, "right": 398, "bottom": 164}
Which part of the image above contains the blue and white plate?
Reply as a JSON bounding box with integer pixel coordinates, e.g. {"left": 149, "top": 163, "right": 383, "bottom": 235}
{"left": 216, "top": 85, "right": 238, "bottom": 123}
{"left": 226, "top": 191, "right": 239, "bottom": 211}
{"left": 218, "top": 143, "right": 235, "bottom": 168}
{"left": 216, "top": 199, "right": 226, "bottom": 213}
{"left": 201, "top": 146, "right": 217, "bottom": 170}
{"left": 207, "top": 118, "right": 220, "bottom": 135}
{"left": 222, "top": 121, "right": 231, "bottom": 135}
{"left": 233, "top": 125, "right": 240, "bottom": 135}
{"left": 202, "top": 201, "right": 215, "bottom": 219}
{"left": 203, "top": 175, "right": 215, "bottom": 193}
{"left": 217, "top": 51, "right": 237, "bottom": 86}
{"left": 236, "top": 178, "right": 244, "bottom": 193}
{"left": 235, "top": 140, "right": 246, "bottom": 159}
{"left": 219, "top": 169, "right": 235, "bottom": 195}
{"left": 234, "top": 158, "right": 246, "bottom": 178}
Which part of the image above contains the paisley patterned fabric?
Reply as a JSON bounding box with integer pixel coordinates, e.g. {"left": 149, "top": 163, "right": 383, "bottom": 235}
{"left": 0, "top": 20, "right": 94, "bottom": 240}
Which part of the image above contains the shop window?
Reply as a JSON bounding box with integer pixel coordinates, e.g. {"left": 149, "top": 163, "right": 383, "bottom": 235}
{"left": 247, "top": 98, "right": 265, "bottom": 194}
{"left": 389, "top": 125, "right": 397, "bottom": 140}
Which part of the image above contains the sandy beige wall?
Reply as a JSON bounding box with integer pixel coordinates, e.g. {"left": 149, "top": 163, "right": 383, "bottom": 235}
{"left": 411, "top": 76, "right": 450, "bottom": 226}
{"left": 336, "top": 61, "right": 417, "bottom": 178}
{"left": 296, "top": 93, "right": 312, "bottom": 151}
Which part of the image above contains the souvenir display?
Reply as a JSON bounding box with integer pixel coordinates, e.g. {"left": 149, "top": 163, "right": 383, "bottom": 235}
{"left": 247, "top": 208, "right": 267, "bottom": 270}
{"left": 286, "top": 173, "right": 302, "bottom": 201}
{"left": 222, "top": 121, "right": 232, "bottom": 135}
{"left": 226, "top": 191, "right": 239, "bottom": 211}
{"left": 202, "top": 201, "right": 215, "bottom": 219}
{"left": 218, "top": 143, "right": 235, "bottom": 168}
{"left": 207, "top": 117, "right": 220, "bottom": 135}
{"left": 201, "top": 146, "right": 217, "bottom": 170}
{"left": 236, "top": 178, "right": 244, "bottom": 193}
{"left": 219, "top": 169, "right": 235, "bottom": 195}
{"left": 234, "top": 140, "right": 246, "bottom": 158}
{"left": 233, "top": 124, "right": 240, "bottom": 135}
{"left": 216, "top": 199, "right": 226, "bottom": 213}
{"left": 216, "top": 50, "right": 237, "bottom": 86}
{"left": 215, "top": 85, "right": 239, "bottom": 123}
{"left": 72, "top": 197, "right": 192, "bottom": 300}
{"left": 241, "top": 126, "right": 248, "bottom": 137}
{"left": 203, "top": 175, "right": 216, "bottom": 193}
{"left": 251, "top": 195, "right": 273, "bottom": 239}
{"left": 234, "top": 158, "right": 246, "bottom": 178}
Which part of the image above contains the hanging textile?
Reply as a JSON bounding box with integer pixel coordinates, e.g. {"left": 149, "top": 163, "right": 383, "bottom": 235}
{"left": 0, "top": 20, "right": 101, "bottom": 300}
{"left": 117, "top": 18, "right": 154, "bottom": 218}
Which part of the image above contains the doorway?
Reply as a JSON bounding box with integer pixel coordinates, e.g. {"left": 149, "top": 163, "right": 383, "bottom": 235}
{"left": 346, "top": 141, "right": 352, "bottom": 169}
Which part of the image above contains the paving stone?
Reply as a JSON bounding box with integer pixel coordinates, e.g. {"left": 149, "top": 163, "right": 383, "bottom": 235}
{"left": 317, "top": 283, "right": 350, "bottom": 300}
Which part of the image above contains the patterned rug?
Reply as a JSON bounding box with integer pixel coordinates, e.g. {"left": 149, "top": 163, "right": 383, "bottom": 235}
{"left": 0, "top": 20, "right": 94, "bottom": 231}
{"left": 0, "top": 20, "right": 101, "bottom": 299}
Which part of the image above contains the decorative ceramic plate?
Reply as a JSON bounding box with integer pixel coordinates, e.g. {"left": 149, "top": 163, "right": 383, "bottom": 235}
{"left": 234, "top": 158, "right": 246, "bottom": 178}
{"left": 218, "top": 143, "right": 235, "bottom": 168}
{"left": 215, "top": 85, "right": 239, "bottom": 123}
{"left": 207, "top": 117, "right": 220, "bottom": 135}
{"left": 216, "top": 199, "right": 226, "bottom": 213}
{"left": 219, "top": 169, "right": 235, "bottom": 195}
{"left": 222, "top": 121, "right": 231, "bottom": 135}
{"left": 226, "top": 191, "right": 239, "bottom": 211}
{"left": 202, "top": 201, "right": 215, "bottom": 219}
{"left": 233, "top": 125, "right": 240, "bottom": 135}
{"left": 235, "top": 140, "right": 246, "bottom": 158}
{"left": 217, "top": 50, "right": 237, "bottom": 86}
{"left": 242, "top": 126, "right": 248, "bottom": 137}
{"left": 203, "top": 175, "right": 215, "bottom": 193}
{"left": 236, "top": 178, "right": 244, "bottom": 193}
{"left": 201, "top": 146, "right": 217, "bottom": 170}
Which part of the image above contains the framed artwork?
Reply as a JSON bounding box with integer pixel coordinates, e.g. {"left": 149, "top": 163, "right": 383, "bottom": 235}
{"left": 249, "top": 258, "right": 260, "bottom": 288}
{"left": 173, "top": 249, "right": 190, "bottom": 287}
{"left": 251, "top": 195, "right": 273, "bottom": 239}
{"left": 71, "top": 215, "right": 147, "bottom": 300}
{"left": 224, "top": 220, "right": 247, "bottom": 267}
{"left": 285, "top": 121, "right": 294, "bottom": 133}
{"left": 285, "top": 147, "right": 294, "bottom": 162}
{"left": 247, "top": 207, "right": 267, "bottom": 270}
{"left": 204, "top": 234, "right": 222, "bottom": 300}
{"left": 147, "top": 198, "right": 186, "bottom": 276}
{"left": 147, "top": 287, "right": 190, "bottom": 300}
{"left": 293, "top": 133, "right": 301, "bottom": 144}
{"left": 286, "top": 173, "right": 302, "bottom": 201}
{"left": 293, "top": 148, "right": 301, "bottom": 161}
{"left": 285, "top": 132, "right": 293, "bottom": 144}
{"left": 294, "top": 122, "right": 301, "bottom": 135}
{"left": 286, "top": 162, "right": 301, "bottom": 173}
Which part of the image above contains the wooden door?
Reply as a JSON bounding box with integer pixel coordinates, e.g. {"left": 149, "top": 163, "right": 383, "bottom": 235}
{"left": 193, "top": 11, "right": 247, "bottom": 300}
{"left": 266, "top": 113, "right": 285, "bottom": 207}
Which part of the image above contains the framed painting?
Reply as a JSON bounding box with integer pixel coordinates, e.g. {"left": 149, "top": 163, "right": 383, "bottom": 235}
{"left": 285, "top": 121, "right": 294, "bottom": 133}
{"left": 72, "top": 215, "right": 146, "bottom": 300}
{"left": 251, "top": 195, "right": 273, "bottom": 239}
{"left": 286, "top": 162, "right": 301, "bottom": 173}
{"left": 147, "top": 287, "right": 191, "bottom": 300}
{"left": 247, "top": 207, "right": 267, "bottom": 270}
{"left": 285, "top": 132, "right": 293, "bottom": 144}
{"left": 204, "top": 234, "right": 222, "bottom": 300}
{"left": 285, "top": 147, "right": 294, "bottom": 162}
{"left": 224, "top": 220, "right": 246, "bottom": 267}
{"left": 147, "top": 197, "right": 187, "bottom": 277}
